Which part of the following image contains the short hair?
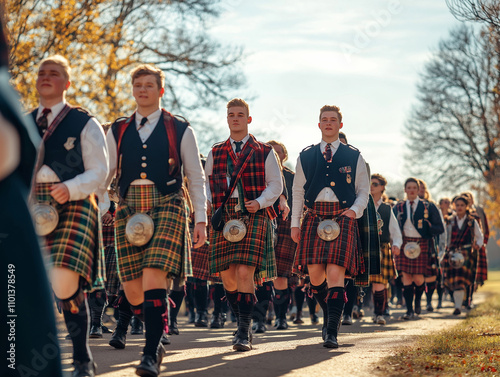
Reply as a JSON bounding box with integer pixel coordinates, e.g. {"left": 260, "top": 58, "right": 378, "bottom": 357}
{"left": 226, "top": 98, "right": 249, "bottom": 116}
{"left": 319, "top": 105, "right": 342, "bottom": 123}
{"left": 453, "top": 195, "right": 469, "bottom": 207}
{"left": 339, "top": 131, "right": 348, "bottom": 143}
{"left": 439, "top": 197, "right": 451, "bottom": 205}
{"left": 404, "top": 177, "right": 420, "bottom": 188}
{"left": 130, "top": 64, "right": 165, "bottom": 89}
{"left": 39, "top": 55, "right": 71, "bottom": 80}
{"left": 371, "top": 173, "right": 387, "bottom": 186}
{"left": 267, "top": 140, "right": 288, "bottom": 162}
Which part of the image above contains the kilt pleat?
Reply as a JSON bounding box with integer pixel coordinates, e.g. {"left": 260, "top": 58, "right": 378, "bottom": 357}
{"left": 370, "top": 242, "right": 397, "bottom": 285}
{"left": 476, "top": 245, "right": 488, "bottom": 284}
{"left": 102, "top": 213, "right": 120, "bottom": 295}
{"left": 36, "top": 182, "right": 105, "bottom": 291}
{"left": 115, "top": 185, "right": 191, "bottom": 282}
{"left": 274, "top": 216, "right": 297, "bottom": 278}
{"left": 396, "top": 237, "right": 438, "bottom": 276}
{"left": 209, "top": 198, "right": 276, "bottom": 282}
{"left": 294, "top": 202, "right": 364, "bottom": 277}
{"left": 443, "top": 247, "right": 475, "bottom": 291}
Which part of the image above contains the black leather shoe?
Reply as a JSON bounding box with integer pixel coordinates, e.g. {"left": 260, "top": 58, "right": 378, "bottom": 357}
{"left": 195, "top": 312, "right": 208, "bottom": 327}
{"left": 415, "top": 302, "right": 422, "bottom": 315}
{"left": 210, "top": 313, "right": 223, "bottom": 328}
{"left": 72, "top": 360, "right": 96, "bottom": 377}
{"left": 102, "top": 325, "right": 112, "bottom": 334}
{"left": 426, "top": 303, "right": 434, "bottom": 312}
{"left": 130, "top": 317, "right": 144, "bottom": 335}
{"left": 322, "top": 326, "right": 327, "bottom": 341}
{"left": 276, "top": 318, "right": 288, "bottom": 330}
{"left": 293, "top": 311, "right": 304, "bottom": 324}
{"left": 254, "top": 320, "right": 266, "bottom": 333}
{"left": 310, "top": 313, "right": 319, "bottom": 325}
{"left": 168, "top": 320, "right": 179, "bottom": 335}
{"left": 233, "top": 334, "right": 252, "bottom": 352}
{"left": 323, "top": 334, "right": 339, "bottom": 349}
{"left": 160, "top": 332, "right": 171, "bottom": 345}
{"left": 89, "top": 325, "right": 103, "bottom": 338}
{"left": 136, "top": 345, "right": 164, "bottom": 377}
{"left": 109, "top": 328, "right": 127, "bottom": 349}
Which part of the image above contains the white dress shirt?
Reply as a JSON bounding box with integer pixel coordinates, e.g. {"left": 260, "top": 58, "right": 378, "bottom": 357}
{"left": 375, "top": 198, "right": 402, "bottom": 248}
{"left": 35, "top": 101, "right": 109, "bottom": 213}
{"left": 106, "top": 109, "right": 208, "bottom": 224}
{"left": 447, "top": 215, "right": 484, "bottom": 248}
{"left": 204, "top": 134, "right": 283, "bottom": 209}
{"left": 403, "top": 197, "right": 421, "bottom": 238}
{"left": 291, "top": 139, "right": 370, "bottom": 228}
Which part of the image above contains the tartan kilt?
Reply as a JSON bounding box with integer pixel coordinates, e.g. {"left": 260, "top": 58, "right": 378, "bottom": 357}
{"left": 209, "top": 198, "right": 277, "bottom": 282}
{"left": 396, "top": 237, "right": 438, "bottom": 276}
{"left": 476, "top": 245, "right": 488, "bottom": 284}
{"left": 35, "top": 183, "right": 105, "bottom": 292}
{"left": 294, "top": 202, "right": 364, "bottom": 278}
{"left": 370, "top": 242, "right": 397, "bottom": 285}
{"left": 443, "top": 247, "right": 475, "bottom": 291}
{"left": 102, "top": 213, "right": 120, "bottom": 295}
{"left": 274, "top": 216, "right": 297, "bottom": 278}
{"left": 115, "top": 185, "right": 191, "bottom": 282}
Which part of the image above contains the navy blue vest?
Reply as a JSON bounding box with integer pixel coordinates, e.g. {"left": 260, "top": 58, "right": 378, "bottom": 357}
{"left": 377, "top": 201, "right": 391, "bottom": 244}
{"left": 31, "top": 107, "right": 90, "bottom": 182}
{"left": 393, "top": 199, "right": 445, "bottom": 239}
{"left": 114, "top": 114, "right": 187, "bottom": 198}
{"left": 299, "top": 142, "right": 360, "bottom": 209}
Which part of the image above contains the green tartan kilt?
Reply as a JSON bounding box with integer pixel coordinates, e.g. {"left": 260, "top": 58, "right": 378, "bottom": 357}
{"left": 443, "top": 247, "right": 475, "bottom": 291}
{"left": 370, "top": 242, "right": 397, "bottom": 285}
{"left": 209, "top": 198, "right": 277, "bottom": 283}
{"left": 115, "top": 185, "right": 191, "bottom": 282}
{"left": 36, "top": 183, "right": 105, "bottom": 292}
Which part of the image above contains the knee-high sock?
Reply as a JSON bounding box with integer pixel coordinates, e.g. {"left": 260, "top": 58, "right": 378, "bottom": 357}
{"left": 453, "top": 290, "right": 465, "bottom": 309}
{"left": 295, "top": 285, "right": 305, "bottom": 313}
{"left": 143, "top": 289, "right": 167, "bottom": 358}
{"left": 116, "top": 291, "right": 133, "bottom": 332}
{"left": 169, "top": 289, "right": 185, "bottom": 323}
{"left": 373, "top": 290, "right": 385, "bottom": 316}
{"left": 237, "top": 293, "right": 255, "bottom": 340}
{"left": 185, "top": 281, "right": 195, "bottom": 316}
{"left": 254, "top": 285, "right": 271, "bottom": 322}
{"left": 212, "top": 284, "right": 225, "bottom": 315}
{"left": 426, "top": 281, "right": 437, "bottom": 305}
{"left": 88, "top": 289, "right": 107, "bottom": 327}
{"left": 344, "top": 280, "right": 357, "bottom": 316}
{"left": 414, "top": 283, "right": 425, "bottom": 312}
{"left": 306, "top": 293, "right": 317, "bottom": 315}
{"left": 59, "top": 289, "right": 92, "bottom": 363}
{"left": 326, "top": 287, "right": 345, "bottom": 337}
{"left": 194, "top": 280, "right": 208, "bottom": 314}
{"left": 274, "top": 289, "right": 290, "bottom": 320}
{"left": 310, "top": 280, "right": 328, "bottom": 326}
{"left": 225, "top": 289, "right": 239, "bottom": 322}
{"left": 437, "top": 282, "right": 444, "bottom": 302}
{"left": 403, "top": 284, "right": 415, "bottom": 313}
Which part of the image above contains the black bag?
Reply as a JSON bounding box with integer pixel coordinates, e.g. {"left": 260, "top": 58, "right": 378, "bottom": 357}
{"left": 211, "top": 205, "right": 225, "bottom": 231}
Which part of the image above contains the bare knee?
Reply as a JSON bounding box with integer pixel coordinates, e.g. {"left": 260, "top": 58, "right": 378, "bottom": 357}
{"left": 50, "top": 267, "right": 80, "bottom": 299}
{"left": 123, "top": 278, "right": 144, "bottom": 305}
{"left": 308, "top": 264, "right": 326, "bottom": 286}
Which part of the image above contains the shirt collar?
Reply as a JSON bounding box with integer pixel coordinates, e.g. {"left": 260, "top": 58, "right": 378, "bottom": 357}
{"left": 375, "top": 197, "right": 383, "bottom": 209}
{"left": 320, "top": 138, "right": 340, "bottom": 151}
{"left": 406, "top": 197, "right": 420, "bottom": 205}
{"left": 230, "top": 134, "right": 250, "bottom": 148}
{"left": 136, "top": 109, "right": 162, "bottom": 127}
{"left": 38, "top": 100, "right": 65, "bottom": 119}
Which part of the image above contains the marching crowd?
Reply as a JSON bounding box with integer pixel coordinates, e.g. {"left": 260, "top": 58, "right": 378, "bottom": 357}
{"left": 1, "top": 51, "right": 490, "bottom": 377}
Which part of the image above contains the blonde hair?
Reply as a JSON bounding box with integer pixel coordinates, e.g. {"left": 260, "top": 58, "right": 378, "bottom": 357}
{"left": 227, "top": 98, "right": 250, "bottom": 116}
{"left": 39, "top": 55, "right": 71, "bottom": 80}
{"left": 319, "top": 105, "right": 342, "bottom": 122}
{"left": 130, "top": 64, "right": 165, "bottom": 89}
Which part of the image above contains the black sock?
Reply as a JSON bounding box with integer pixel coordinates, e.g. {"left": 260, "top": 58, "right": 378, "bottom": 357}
{"left": 403, "top": 284, "right": 414, "bottom": 313}
{"left": 169, "top": 289, "right": 185, "bottom": 323}
{"left": 194, "top": 281, "right": 208, "bottom": 315}
{"left": 373, "top": 290, "right": 385, "bottom": 316}
{"left": 295, "top": 286, "right": 305, "bottom": 313}
{"left": 326, "top": 287, "right": 345, "bottom": 337}
{"left": 185, "top": 281, "right": 195, "bottom": 317}
{"left": 225, "top": 289, "right": 239, "bottom": 322}
{"left": 143, "top": 289, "right": 166, "bottom": 358}
{"left": 426, "top": 281, "right": 437, "bottom": 305}
{"left": 306, "top": 294, "right": 317, "bottom": 315}
{"left": 116, "top": 292, "right": 133, "bottom": 332}
{"left": 344, "top": 280, "right": 357, "bottom": 316}
{"left": 414, "top": 283, "right": 425, "bottom": 312}
{"left": 437, "top": 283, "right": 443, "bottom": 302}
{"left": 59, "top": 289, "right": 91, "bottom": 363}
{"left": 274, "top": 289, "right": 289, "bottom": 320}
{"left": 237, "top": 293, "right": 255, "bottom": 340}
{"left": 254, "top": 285, "right": 271, "bottom": 323}
{"left": 88, "top": 289, "right": 107, "bottom": 327}
{"left": 213, "top": 284, "right": 225, "bottom": 315}
{"left": 310, "top": 280, "right": 328, "bottom": 326}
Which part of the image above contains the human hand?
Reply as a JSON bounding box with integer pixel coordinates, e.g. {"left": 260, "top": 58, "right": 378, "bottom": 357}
{"left": 50, "top": 183, "right": 70, "bottom": 204}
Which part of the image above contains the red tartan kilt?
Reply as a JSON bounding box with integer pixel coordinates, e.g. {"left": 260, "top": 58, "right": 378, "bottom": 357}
{"left": 396, "top": 237, "right": 437, "bottom": 276}
{"left": 476, "top": 245, "right": 488, "bottom": 283}
{"left": 294, "top": 202, "right": 363, "bottom": 277}
{"left": 191, "top": 243, "right": 210, "bottom": 281}
{"left": 274, "top": 216, "right": 297, "bottom": 277}
{"left": 102, "top": 222, "right": 115, "bottom": 248}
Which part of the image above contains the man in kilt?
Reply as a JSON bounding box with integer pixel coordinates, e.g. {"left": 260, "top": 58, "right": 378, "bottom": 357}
{"left": 443, "top": 196, "right": 483, "bottom": 315}
{"left": 105, "top": 64, "right": 207, "bottom": 376}
{"left": 206, "top": 98, "right": 282, "bottom": 351}
{"left": 369, "top": 174, "right": 401, "bottom": 325}
{"left": 291, "top": 105, "right": 370, "bottom": 348}
{"left": 393, "top": 178, "right": 444, "bottom": 320}
{"left": 32, "top": 55, "right": 109, "bottom": 377}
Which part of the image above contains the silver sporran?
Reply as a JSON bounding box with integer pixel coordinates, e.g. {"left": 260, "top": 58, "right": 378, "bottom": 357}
{"left": 317, "top": 219, "right": 340, "bottom": 241}
{"left": 404, "top": 242, "right": 421, "bottom": 259}
{"left": 223, "top": 219, "right": 247, "bottom": 243}
{"left": 126, "top": 213, "right": 155, "bottom": 246}
{"left": 449, "top": 249, "right": 466, "bottom": 269}
{"left": 33, "top": 203, "right": 59, "bottom": 236}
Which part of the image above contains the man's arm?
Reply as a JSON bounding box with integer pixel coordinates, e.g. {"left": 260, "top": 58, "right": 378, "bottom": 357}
{"left": 347, "top": 153, "right": 369, "bottom": 219}
{"left": 251, "top": 149, "right": 283, "bottom": 210}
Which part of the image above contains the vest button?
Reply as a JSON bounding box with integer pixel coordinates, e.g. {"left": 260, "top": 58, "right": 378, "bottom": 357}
{"left": 330, "top": 181, "right": 335, "bottom": 187}
{"left": 142, "top": 163, "right": 147, "bottom": 168}
{"left": 168, "top": 158, "right": 175, "bottom": 165}
{"left": 326, "top": 174, "right": 329, "bottom": 176}
{"left": 140, "top": 172, "right": 147, "bottom": 179}
{"left": 143, "top": 144, "right": 147, "bottom": 149}
{"left": 142, "top": 156, "right": 147, "bottom": 161}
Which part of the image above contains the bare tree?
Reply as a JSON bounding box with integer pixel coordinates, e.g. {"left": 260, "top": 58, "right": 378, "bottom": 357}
{"left": 404, "top": 25, "right": 500, "bottom": 191}
{"left": 446, "top": 0, "right": 500, "bottom": 29}
{"left": 6, "top": 0, "right": 245, "bottom": 120}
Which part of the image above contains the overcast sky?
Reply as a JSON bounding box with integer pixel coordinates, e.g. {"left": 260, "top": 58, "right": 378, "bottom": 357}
{"left": 199, "top": 1, "right": 460, "bottom": 198}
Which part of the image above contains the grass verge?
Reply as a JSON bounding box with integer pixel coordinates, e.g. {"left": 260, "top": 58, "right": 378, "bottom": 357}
{"left": 375, "top": 271, "right": 500, "bottom": 376}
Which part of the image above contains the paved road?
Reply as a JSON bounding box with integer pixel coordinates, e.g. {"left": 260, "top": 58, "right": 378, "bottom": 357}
{"left": 59, "top": 295, "right": 480, "bottom": 377}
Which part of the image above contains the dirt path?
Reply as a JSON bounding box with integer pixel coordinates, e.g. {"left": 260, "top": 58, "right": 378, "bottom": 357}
{"left": 58, "top": 294, "right": 482, "bottom": 377}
